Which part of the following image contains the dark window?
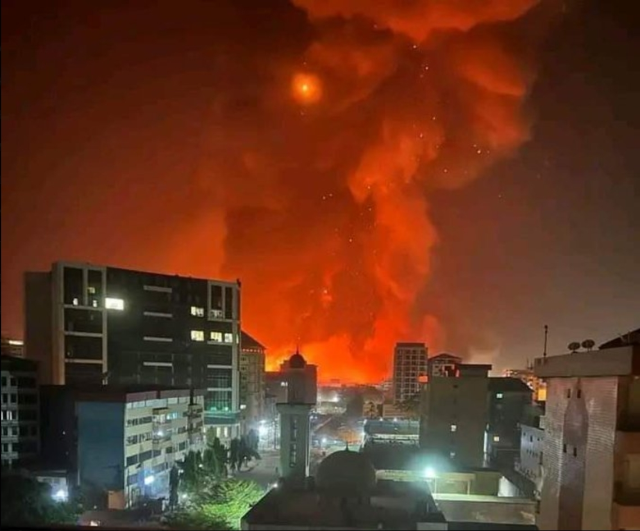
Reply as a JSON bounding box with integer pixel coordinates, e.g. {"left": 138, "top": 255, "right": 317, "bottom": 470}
{"left": 577, "top": 389, "right": 582, "bottom": 398}
{"left": 566, "top": 389, "right": 571, "bottom": 398}
{"left": 18, "top": 394, "right": 37, "bottom": 405}
{"left": 63, "top": 267, "right": 83, "bottom": 305}
{"left": 65, "top": 335, "right": 103, "bottom": 361}
{"left": 206, "top": 368, "right": 232, "bottom": 388}
{"left": 224, "top": 287, "right": 233, "bottom": 319}
{"left": 65, "top": 308, "right": 103, "bottom": 334}
{"left": 211, "top": 285, "right": 223, "bottom": 311}
{"left": 16, "top": 377, "right": 36, "bottom": 388}
{"left": 19, "top": 409, "right": 38, "bottom": 421}
{"left": 139, "top": 450, "right": 152, "bottom": 462}
{"left": 573, "top": 447, "right": 577, "bottom": 457}
{"left": 563, "top": 444, "right": 567, "bottom": 453}
{"left": 87, "top": 270, "right": 103, "bottom": 307}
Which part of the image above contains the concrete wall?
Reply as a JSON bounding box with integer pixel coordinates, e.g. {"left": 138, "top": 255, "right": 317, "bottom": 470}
{"left": 539, "top": 376, "right": 619, "bottom": 530}
{"left": 24, "top": 272, "right": 53, "bottom": 384}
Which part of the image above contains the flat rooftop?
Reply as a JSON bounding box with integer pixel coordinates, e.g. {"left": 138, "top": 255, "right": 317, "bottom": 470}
{"left": 433, "top": 493, "right": 536, "bottom": 527}
{"left": 534, "top": 344, "right": 638, "bottom": 378}
{"left": 243, "top": 480, "right": 443, "bottom": 529}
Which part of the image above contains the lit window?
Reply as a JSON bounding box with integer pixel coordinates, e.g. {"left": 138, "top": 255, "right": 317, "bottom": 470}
{"left": 450, "top": 451, "right": 456, "bottom": 459}
{"left": 496, "top": 393, "right": 503, "bottom": 399}
{"left": 105, "top": 298, "right": 125, "bottom": 311}
{"left": 72, "top": 298, "right": 79, "bottom": 306}
{"left": 451, "top": 424, "right": 457, "bottom": 432}
{"left": 210, "top": 331, "right": 222, "bottom": 342}
{"left": 493, "top": 435, "right": 500, "bottom": 442}
{"left": 224, "top": 333, "right": 233, "bottom": 343}
{"left": 88, "top": 286, "right": 96, "bottom": 295}
{"left": 240, "top": 404, "right": 247, "bottom": 410}
{"left": 92, "top": 300, "right": 98, "bottom": 308}
{"left": 190, "top": 306, "right": 205, "bottom": 317}
{"left": 191, "top": 330, "right": 205, "bottom": 342}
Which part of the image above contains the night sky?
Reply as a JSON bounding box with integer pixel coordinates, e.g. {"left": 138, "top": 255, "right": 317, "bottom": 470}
{"left": 2, "top": 0, "right": 639, "bottom": 382}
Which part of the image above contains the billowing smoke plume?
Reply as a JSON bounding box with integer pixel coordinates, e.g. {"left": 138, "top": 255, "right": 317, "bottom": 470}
{"left": 214, "top": 0, "right": 542, "bottom": 382}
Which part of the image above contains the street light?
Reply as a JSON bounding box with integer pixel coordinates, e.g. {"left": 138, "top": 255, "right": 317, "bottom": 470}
{"left": 424, "top": 467, "right": 437, "bottom": 479}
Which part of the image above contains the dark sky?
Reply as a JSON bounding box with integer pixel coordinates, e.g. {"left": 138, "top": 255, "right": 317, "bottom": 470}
{"left": 2, "top": 0, "right": 639, "bottom": 381}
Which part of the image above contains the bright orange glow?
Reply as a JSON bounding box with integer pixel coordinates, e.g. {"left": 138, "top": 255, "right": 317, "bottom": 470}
{"left": 292, "top": 72, "right": 322, "bottom": 104}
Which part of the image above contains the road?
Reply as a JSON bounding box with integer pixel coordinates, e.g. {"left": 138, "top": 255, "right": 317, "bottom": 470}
{"left": 234, "top": 445, "right": 345, "bottom": 489}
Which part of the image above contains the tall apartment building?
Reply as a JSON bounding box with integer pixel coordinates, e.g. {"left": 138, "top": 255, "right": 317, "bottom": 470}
{"left": 1, "top": 355, "right": 39, "bottom": 468}
{"left": 25, "top": 262, "right": 241, "bottom": 434}
{"left": 393, "top": 342, "right": 428, "bottom": 403}
{"left": 534, "top": 330, "right": 639, "bottom": 530}
{"left": 40, "top": 385, "right": 205, "bottom": 508}
{"left": 419, "top": 363, "right": 491, "bottom": 468}
{"left": 516, "top": 403, "right": 545, "bottom": 499}
{"left": 239, "top": 331, "right": 266, "bottom": 431}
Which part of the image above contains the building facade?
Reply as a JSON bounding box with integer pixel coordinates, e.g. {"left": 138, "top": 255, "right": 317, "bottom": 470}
{"left": 393, "top": 342, "right": 428, "bottom": 403}
{"left": 505, "top": 368, "right": 547, "bottom": 402}
{"left": 485, "top": 377, "right": 533, "bottom": 467}
{"left": 420, "top": 363, "right": 491, "bottom": 468}
{"left": 25, "top": 261, "right": 241, "bottom": 433}
{"left": 534, "top": 332, "right": 639, "bottom": 530}
{"left": 1, "top": 355, "right": 39, "bottom": 468}
{"left": 517, "top": 423, "right": 544, "bottom": 499}
{"left": 239, "top": 331, "right": 265, "bottom": 432}
{"left": 40, "top": 385, "right": 205, "bottom": 508}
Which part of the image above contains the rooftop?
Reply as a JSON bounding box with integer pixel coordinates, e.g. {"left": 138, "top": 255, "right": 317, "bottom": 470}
{"left": 243, "top": 479, "right": 443, "bottom": 529}
{"left": 40, "top": 384, "right": 201, "bottom": 403}
{"left": 241, "top": 330, "right": 266, "bottom": 351}
{"left": 534, "top": 344, "right": 639, "bottom": 378}
{"left": 488, "top": 377, "right": 533, "bottom": 394}
{"left": 396, "top": 342, "right": 427, "bottom": 348}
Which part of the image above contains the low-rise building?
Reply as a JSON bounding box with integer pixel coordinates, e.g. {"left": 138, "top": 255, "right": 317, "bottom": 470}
{"left": 1, "top": 336, "right": 25, "bottom": 358}
{"left": 534, "top": 329, "right": 639, "bottom": 530}
{"left": 1, "top": 355, "right": 39, "bottom": 468}
{"left": 364, "top": 419, "right": 420, "bottom": 446}
{"left": 40, "top": 385, "right": 205, "bottom": 508}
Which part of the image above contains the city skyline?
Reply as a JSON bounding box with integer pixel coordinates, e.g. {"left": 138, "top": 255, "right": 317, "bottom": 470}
{"left": 2, "top": 0, "right": 639, "bottom": 383}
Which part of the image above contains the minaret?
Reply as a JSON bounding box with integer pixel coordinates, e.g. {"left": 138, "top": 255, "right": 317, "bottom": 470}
{"left": 277, "top": 349, "right": 316, "bottom": 487}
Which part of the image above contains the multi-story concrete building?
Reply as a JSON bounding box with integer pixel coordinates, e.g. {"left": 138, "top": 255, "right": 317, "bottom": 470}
{"left": 393, "top": 342, "right": 428, "bottom": 403}
{"left": 239, "top": 331, "right": 265, "bottom": 432}
{"left": 40, "top": 385, "right": 205, "bottom": 508}
{"left": 420, "top": 363, "right": 492, "bottom": 468}
{"left": 1, "top": 355, "right": 39, "bottom": 468}
{"left": 534, "top": 329, "right": 639, "bottom": 530}
{"left": 485, "top": 377, "right": 533, "bottom": 467}
{"left": 25, "top": 261, "right": 241, "bottom": 434}
{"left": 517, "top": 419, "right": 545, "bottom": 499}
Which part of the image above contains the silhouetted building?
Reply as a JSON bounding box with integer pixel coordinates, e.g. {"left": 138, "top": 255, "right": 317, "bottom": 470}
{"left": 239, "top": 331, "right": 266, "bottom": 431}
{"left": 40, "top": 385, "right": 205, "bottom": 509}
{"left": 420, "top": 363, "right": 491, "bottom": 468}
{"left": 504, "top": 368, "right": 547, "bottom": 402}
{"left": 393, "top": 342, "right": 428, "bottom": 403}
{"left": 534, "top": 330, "right": 639, "bottom": 530}
{"left": 485, "top": 378, "right": 533, "bottom": 467}
{"left": 1, "top": 355, "right": 39, "bottom": 468}
{"left": 25, "top": 261, "right": 241, "bottom": 433}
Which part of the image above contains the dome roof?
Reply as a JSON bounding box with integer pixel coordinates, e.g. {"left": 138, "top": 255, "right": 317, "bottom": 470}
{"left": 289, "top": 351, "right": 306, "bottom": 369}
{"left": 316, "top": 449, "right": 376, "bottom": 497}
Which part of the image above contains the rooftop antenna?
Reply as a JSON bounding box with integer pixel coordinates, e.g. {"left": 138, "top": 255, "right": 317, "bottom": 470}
{"left": 543, "top": 325, "right": 549, "bottom": 358}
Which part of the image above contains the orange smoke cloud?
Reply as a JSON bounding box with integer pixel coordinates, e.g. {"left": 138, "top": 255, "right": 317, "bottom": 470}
{"left": 214, "top": 0, "right": 544, "bottom": 383}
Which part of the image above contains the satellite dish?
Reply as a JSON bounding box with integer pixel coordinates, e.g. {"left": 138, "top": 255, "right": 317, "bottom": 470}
{"left": 581, "top": 339, "right": 595, "bottom": 351}
{"left": 568, "top": 342, "right": 581, "bottom": 353}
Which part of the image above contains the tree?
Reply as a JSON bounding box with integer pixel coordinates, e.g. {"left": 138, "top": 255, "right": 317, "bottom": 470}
{"left": 0, "top": 472, "right": 80, "bottom": 527}
{"left": 169, "top": 479, "right": 264, "bottom": 530}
